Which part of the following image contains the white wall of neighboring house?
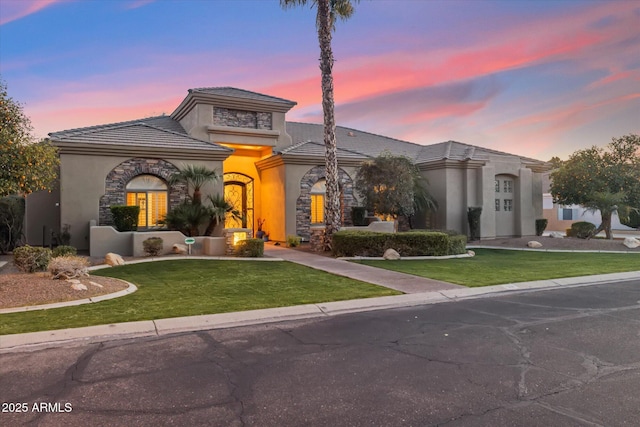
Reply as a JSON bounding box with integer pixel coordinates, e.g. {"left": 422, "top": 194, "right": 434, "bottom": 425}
{"left": 542, "top": 193, "right": 635, "bottom": 232}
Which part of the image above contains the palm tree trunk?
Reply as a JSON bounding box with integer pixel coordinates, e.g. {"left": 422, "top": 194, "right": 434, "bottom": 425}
{"left": 590, "top": 210, "right": 613, "bottom": 239}
{"left": 317, "top": 0, "right": 341, "bottom": 250}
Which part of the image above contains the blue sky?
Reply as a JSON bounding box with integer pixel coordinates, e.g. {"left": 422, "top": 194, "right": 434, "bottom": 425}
{"left": 1, "top": 0, "right": 638, "bottom": 160}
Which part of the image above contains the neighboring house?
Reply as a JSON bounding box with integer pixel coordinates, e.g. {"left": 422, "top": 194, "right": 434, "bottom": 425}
{"left": 25, "top": 87, "right": 549, "bottom": 251}
{"left": 542, "top": 172, "right": 635, "bottom": 233}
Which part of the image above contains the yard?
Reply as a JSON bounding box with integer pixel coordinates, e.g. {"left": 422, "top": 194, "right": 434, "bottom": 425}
{"left": 354, "top": 248, "right": 640, "bottom": 287}
{"left": 0, "top": 260, "right": 400, "bottom": 335}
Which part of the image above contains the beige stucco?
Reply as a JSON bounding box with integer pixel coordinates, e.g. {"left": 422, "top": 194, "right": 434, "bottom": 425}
{"left": 58, "top": 153, "right": 223, "bottom": 250}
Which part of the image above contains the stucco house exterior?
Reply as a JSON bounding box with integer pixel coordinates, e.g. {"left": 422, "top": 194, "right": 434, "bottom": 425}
{"left": 25, "top": 87, "right": 549, "bottom": 251}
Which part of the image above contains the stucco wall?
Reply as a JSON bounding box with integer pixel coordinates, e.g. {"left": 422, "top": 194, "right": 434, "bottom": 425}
{"left": 260, "top": 165, "right": 286, "bottom": 242}
{"left": 59, "top": 154, "right": 223, "bottom": 250}
{"left": 25, "top": 187, "right": 60, "bottom": 247}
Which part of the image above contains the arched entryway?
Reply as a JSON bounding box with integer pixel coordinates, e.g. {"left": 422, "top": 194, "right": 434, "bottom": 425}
{"left": 495, "top": 174, "right": 516, "bottom": 237}
{"left": 223, "top": 172, "right": 254, "bottom": 229}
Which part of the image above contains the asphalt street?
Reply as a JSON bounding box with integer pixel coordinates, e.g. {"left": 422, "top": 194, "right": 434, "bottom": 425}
{"left": 2, "top": 279, "right": 640, "bottom": 426}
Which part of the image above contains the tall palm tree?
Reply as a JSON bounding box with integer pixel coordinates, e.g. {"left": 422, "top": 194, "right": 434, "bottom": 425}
{"left": 169, "top": 164, "right": 219, "bottom": 205}
{"left": 281, "top": 0, "right": 358, "bottom": 249}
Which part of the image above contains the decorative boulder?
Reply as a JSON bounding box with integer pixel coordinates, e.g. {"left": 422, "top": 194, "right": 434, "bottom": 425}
{"left": 467, "top": 250, "right": 476, "bottom": 257}
{"left": 549, "top": 232, "right": 564, "bottom": 238}
{"left": 105, "top": 253, "right": 125, "bottom": 266}
{"left": 172, "top": 243, "right": 188, "bottom": 254}
{"left": 71, "top": 283, "right": 88, "bottom": 291}
{"left": 623, "top": 237, "right": 640, "bottom": 249}
{"left": 383, "top": 248, "right": 401, "bottom": 260}
{"left": 527, "top": 241, "right": 543, "bottom": 248}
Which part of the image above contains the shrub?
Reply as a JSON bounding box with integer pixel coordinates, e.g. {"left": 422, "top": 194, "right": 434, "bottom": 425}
{"left": 351, "top": 207, "right": 368, "bottom": 226}
{"left": 467, "top": 207, "right": 482, "bottom": 241}
{"left": 0, "top": 195, "right": 25, "bottom": 254}
{"left": 448, "top": 235, "right": 468, "bottom": 255}
{"left": 566, "top": 227, "right": 575, "bottom": 238}
{"left": 332, "top": 230, "right": 466, "bottom": 257}
{"left": 286, "top": 235, "right": 302, "bottom": 248}
{"left": 48, "top": 255, "right": 90, "bottom": 280}
{"left": 570, "top": 221, "right": 596, "bottom": 239}
{"left": 59, "top": 224, "right": 71, "bottom": 245}
{"left": 110, "top": 205, "right": 140, "bottom": 231}
{"left": 13, "top": 245, "right": 52, "bottom": 273}
{"left": 142, "top": 237, "right": 163, "bottom": 256}
{"left": 235, "top": 238, "right": 264, "bottom": 257}
{"left": 52, "top": 245, "right": 77, "bottom": 258}
{"left": 535, "top": 219, "right": 548, "bottom": 236}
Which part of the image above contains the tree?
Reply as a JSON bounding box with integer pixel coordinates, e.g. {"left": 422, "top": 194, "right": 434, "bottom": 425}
{"left": 168, "top": 164, "right": 218, "bottom": 205}
{"left": 355, "top": 152, "right": 437, "bottom": 227}
{"left": 0, "top": 79, "right": 59, "bottom": 196}
{"left": 281, "top": 0, "right": 358, "bottom": 249}
{"left": 550, "top": 134, "right": 640, "bottom": 239}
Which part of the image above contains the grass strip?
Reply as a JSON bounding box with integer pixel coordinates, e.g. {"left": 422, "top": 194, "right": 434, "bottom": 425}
{"left": 354, "top": 249, "right": 640, "bottom": 287}
{"left": 0, "top": 260, "right": 399, "bottom": 335}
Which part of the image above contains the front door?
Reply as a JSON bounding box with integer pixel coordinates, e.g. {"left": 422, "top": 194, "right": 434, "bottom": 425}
{"left": 223, "top": 173, "right": 253, "bottom": 230}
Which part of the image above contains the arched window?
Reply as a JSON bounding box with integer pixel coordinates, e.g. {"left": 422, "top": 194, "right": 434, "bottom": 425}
{"left": 125, "top": 175, "right": 168, "bottom": 228}
{"left": 310, "top": 179, "right": 326, "bottom": 224}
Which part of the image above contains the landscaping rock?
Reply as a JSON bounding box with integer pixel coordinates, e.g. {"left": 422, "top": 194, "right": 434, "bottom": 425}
{"left": 467, "top": 250, "right": 475, "bottom": 257}
{"left": 549, "top": 232, "right": 564, "bottom": 238}
{"left": 527, "top": 241, "right": 543, "bottom": 248}
{"left": 172, "top": 243, "right": 188, "bottom": 254}
{"left": 623, "top": 237, "right": 640, "bottom": 249}
{"left": 89, "top": 281, "right": 104, "bottom": 288}
{"left": 70, "top": 283, "right": 88, "bottom": 291}
{"left": 105, "top": 253, "right": 125, "bottom": 266}
{"left": 383, "top": 249, "right": 401, "bottom": 260}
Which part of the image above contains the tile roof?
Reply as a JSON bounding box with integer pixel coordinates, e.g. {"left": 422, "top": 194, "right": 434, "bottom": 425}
{"left": 190, "top": 87, "right": 296, "bottom": 106}
{"left": 278, "top": 140, "right": 372, "bottom": 160}
{"left": 49, "top": 116, "right": 231, "bottom": 152}
{"left": 285, "top": 122, "right": 545, "bottom": 165}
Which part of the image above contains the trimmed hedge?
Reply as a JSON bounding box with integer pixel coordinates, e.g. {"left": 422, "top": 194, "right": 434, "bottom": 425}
{"left": 110, "top": 205, "right": 140, "bottom": 232}
{"left": 235, "top": 238, "right": 264, "bottom": 257}
{"left": 535, "top": 218, "right": 548, "bottom": 236}
{"left": 571, "top": 221, "right": 596, "bottom": 239}
{"left": 332, "top": 230, "right": 467, "bottom": 257}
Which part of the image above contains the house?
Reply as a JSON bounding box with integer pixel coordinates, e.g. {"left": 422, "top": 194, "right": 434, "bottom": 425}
{"left": 541, "top": 172, "right": 635, "bottom": 234}
{"left": 25, "top": 87, "right": 549, "bottom": 253}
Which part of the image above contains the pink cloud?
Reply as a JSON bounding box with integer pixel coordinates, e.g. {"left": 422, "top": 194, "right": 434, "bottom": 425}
{"left": 0, "top": 0, "right": 61, "bottom": 25}
{"left": 124, "top": 0, "right": 156, "bottom": 10}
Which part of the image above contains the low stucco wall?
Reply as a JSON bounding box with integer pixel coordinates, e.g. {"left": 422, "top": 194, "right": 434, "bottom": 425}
{"left": 90, "top": 226, "right": 226, "bottom": 257}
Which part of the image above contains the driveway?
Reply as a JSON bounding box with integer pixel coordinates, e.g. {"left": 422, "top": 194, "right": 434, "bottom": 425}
{"left": 2, "top": 279, "right": 640, "bottom": 426}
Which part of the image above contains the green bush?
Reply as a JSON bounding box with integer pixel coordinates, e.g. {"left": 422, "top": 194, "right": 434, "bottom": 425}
{"left": 52, "top": 245, "right": 77, "bottom": 258}
{"left": 332, "top": 230, "right": 466, "bottom": 257}
{"left": 535, "top": 219, "right": 548, "bottom": 236}
{"left": 286, "top": 235, "right": 302, "bottom": 248}
{"left": 110, "top": 205, "right": 140, "bottom": 232}
{"left": 448, "top": 235, "right": 468, "bottom": 255}
{"left": 621, "top": 209, "right": 640, "bottom": 229}
{"left": 0, "top": 195, "right": 26, "bottom": 253}
{"left": 235, "top": 238, "right": 264, "bottom": 257}
{"left": 13, "top": 245, "right": 52, "bottom": 273}
{"left": 351, "top": 207, "right": 368, "bottom": 226}
{"left": 142, "top": 237, "right": 163, "bottom": 256}
{"left": 571, "top": 221, "right": 596, "bottom": 239}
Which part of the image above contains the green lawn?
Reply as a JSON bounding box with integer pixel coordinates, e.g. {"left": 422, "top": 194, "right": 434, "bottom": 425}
{"left": 354, "top": 249, "right": 640, "bottom": 287}
{"left": 0, "top": 260, "right": 400, "bottom": 335}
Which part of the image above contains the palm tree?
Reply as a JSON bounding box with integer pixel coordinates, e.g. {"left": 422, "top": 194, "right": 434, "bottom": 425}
{"left": 281, "top": 0, "right": 358, "bottom": 249}
{"left": 169, "top": 164, "right": 219, "bottom": 205}
{"left": 203, "top": 194, "right": 244, "bottom": 236}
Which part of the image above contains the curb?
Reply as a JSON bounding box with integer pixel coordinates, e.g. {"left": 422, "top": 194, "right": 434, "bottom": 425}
{"left": 2, "top": 270, "right": 638, "bottom": 353}
{"left": 467, "top": 245, "right": 640, "bottom": 254}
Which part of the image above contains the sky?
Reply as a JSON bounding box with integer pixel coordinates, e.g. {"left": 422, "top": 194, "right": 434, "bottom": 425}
{"left": 1, "top": 0, "right": 639, "bottom": 161}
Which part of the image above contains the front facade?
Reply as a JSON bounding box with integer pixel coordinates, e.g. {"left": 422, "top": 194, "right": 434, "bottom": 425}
{"left": 26, "top": 87, "right": 549, "bottom": 251}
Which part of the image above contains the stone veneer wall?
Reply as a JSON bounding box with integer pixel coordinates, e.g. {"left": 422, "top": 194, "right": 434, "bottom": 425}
{"left": 213, "top": 107, "right": 272, "bottom": 130}
{"left": 296, "top": 166, "right": 356, "bottom": 240}
{"left": 99, "top": 158, "right": 188, "bottom": 226}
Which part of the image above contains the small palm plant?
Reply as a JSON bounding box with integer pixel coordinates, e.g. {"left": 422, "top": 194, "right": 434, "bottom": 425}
{"left": 204, "top": 194, "right": 243, "bottom": 236}
{"left": 169, "top": 165, "right": 219, "bottom": 205}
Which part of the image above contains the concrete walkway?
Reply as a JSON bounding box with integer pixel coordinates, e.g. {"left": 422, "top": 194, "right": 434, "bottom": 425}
{"left": 264, "top": 245, "right": 462, "bottom": 294}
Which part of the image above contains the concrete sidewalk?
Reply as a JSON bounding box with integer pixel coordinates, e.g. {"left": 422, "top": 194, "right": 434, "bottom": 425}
{"left": 264, "top": 245, "right": 461, "bottom": 294}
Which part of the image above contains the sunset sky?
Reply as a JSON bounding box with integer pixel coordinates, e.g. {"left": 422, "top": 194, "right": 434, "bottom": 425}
{"left": 1, "top": 0, "right": 638, "bottom": 160}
